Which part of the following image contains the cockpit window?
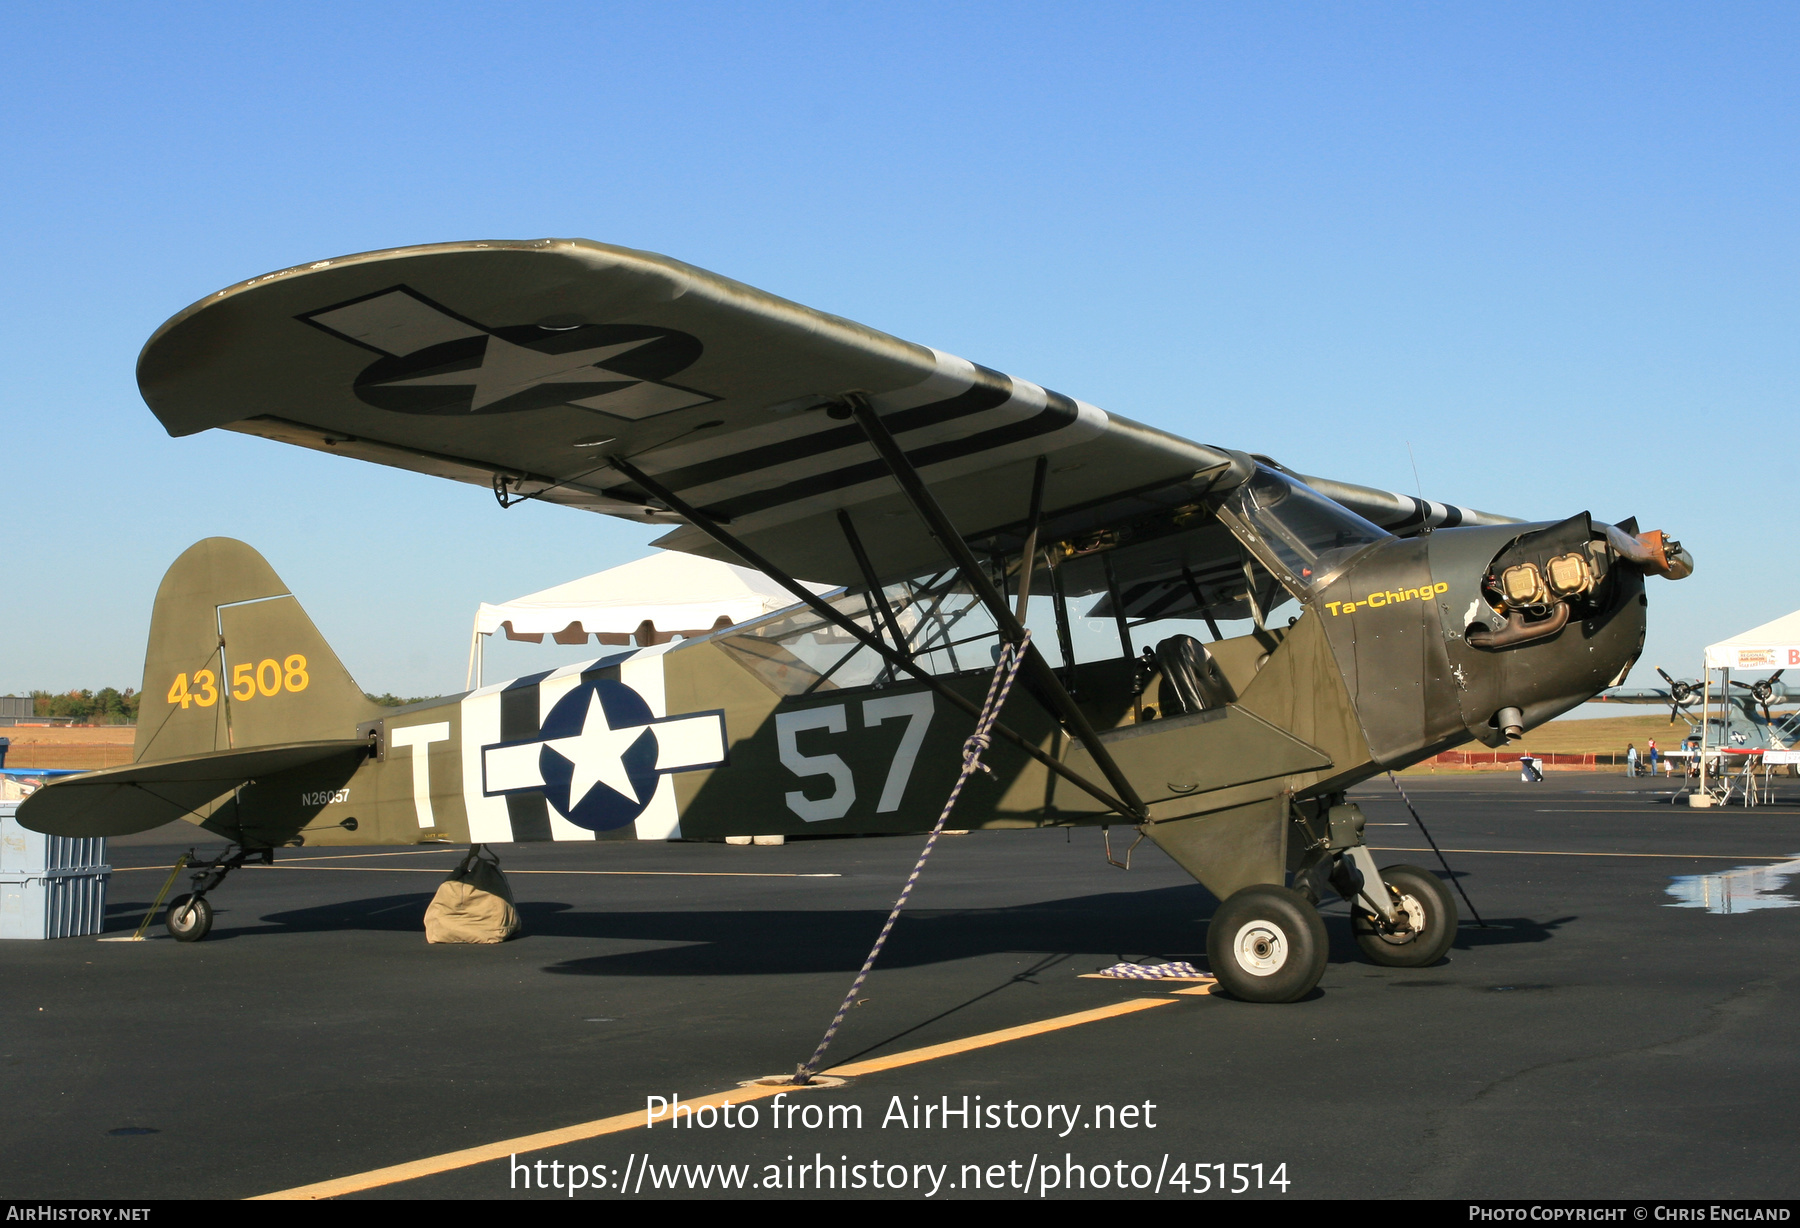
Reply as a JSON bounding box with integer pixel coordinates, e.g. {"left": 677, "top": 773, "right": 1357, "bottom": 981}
{"left": 1226, "top": 465, "right": 1391, "bottom": 594}
{"left": 712, "top": 568, "right": 1006, "bottom": 697}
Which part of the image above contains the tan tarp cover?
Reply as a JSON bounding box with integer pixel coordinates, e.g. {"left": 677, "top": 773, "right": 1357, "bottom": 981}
{"left": 424, "top": 849, "right": 520, "bottom": 944}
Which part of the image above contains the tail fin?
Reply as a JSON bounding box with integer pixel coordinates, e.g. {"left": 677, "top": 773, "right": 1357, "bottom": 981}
{"left": 132, "top": 538, "right": 380, "bottom": 765}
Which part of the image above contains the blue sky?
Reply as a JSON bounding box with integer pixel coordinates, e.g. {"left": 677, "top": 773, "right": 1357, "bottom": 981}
{"left": 2, "top": 2, "right": 1794, "bottom": 700}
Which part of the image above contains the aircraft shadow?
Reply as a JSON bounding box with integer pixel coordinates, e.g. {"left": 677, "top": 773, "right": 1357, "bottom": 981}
{"left": 220, "top": 883, "right": 1219, "bottom": 970}
{"left": 106, "top": 893, "right": 1572, "bottom": 965}
{"left": 1450, "top": 914, "right": 1574, "bottom": 949}
{"left": 102, "top": 893, "right": 437, "bottom": 940}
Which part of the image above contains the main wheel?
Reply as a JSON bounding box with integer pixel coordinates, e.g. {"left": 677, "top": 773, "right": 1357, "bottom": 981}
{"left": 1206, "top": 884, "right": 1328, "bottom": 1003}
{"left": 165, "top": 894, "right": 213, "bottom": 942}
{"left": 1352, "top": 864, "right": 1455, "bottom": 967}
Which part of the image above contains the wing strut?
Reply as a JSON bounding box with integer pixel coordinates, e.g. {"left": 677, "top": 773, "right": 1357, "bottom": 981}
{"left": 835, "top": 510, "right": 910, "bottom": 661}
{"left": 608, "top": 456, "right": 1140, "bottom": 819}
{"left": 844, "top": 396, "right": 1150, "bottom": 823}
{"left": 1013, "top": 456, "right": 1048, "bottom": 621}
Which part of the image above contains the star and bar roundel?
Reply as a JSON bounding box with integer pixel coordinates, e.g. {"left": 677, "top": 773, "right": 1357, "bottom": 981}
{"left": 298, "top": 286, "right": 718, "bottom": 421}
{"left": 481, "top": 675, "right": 727, "bottom": 832}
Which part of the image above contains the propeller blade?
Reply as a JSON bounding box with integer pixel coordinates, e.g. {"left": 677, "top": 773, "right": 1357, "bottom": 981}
{"left": 1657, "top": 666, "right": 1677, "bottom": 686}
{"left": 1731, "top": 679, "right": 1752, "bottom": 689}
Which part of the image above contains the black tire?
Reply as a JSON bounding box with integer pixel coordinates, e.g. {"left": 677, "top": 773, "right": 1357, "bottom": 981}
{"left": 1352, "top": 864, "right": 1455, "bottom": 967}
{"left": 1206, "top": 884, "right": 1328, "bottom": 1003}
{"left": 165, "top": 894, "right": 213, "bottom": 942}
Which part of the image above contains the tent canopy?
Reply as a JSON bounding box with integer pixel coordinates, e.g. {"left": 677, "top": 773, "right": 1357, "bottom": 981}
{"left": 476, "top": 551, "right": 834, "bottom": 647}
{"left": 1704, "top": 609, "right": 1800, "bottom": 671}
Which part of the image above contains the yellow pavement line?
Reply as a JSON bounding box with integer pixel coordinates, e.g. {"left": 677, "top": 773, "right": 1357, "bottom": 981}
{"left": 825, "top": 998, "right": 1174, "bottom": 1078}
{"left": 252, "top": 1084, "right": 792, "bottom": 1200}
{"left": 1370, "top": 846, "right": 1793, "bottom": 861}
{"left": 252, "top": 997, "right": 1176, "bottom": 1200}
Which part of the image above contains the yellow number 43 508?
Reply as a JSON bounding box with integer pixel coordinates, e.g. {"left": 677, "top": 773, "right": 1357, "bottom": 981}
{"left": 168, "top": 655, "right": 308, "bottom": 708}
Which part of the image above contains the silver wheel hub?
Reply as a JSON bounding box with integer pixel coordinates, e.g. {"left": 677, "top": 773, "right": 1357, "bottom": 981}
{"left": 1232, "top": 920, "right": 1289, "bottom": 976}
{"left": 1372, "top": 892, "right": 1427, "bottom": 945}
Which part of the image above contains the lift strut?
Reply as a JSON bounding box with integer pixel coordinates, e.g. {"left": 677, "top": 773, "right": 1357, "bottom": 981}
{"left": 606, "top": 455, "right": 1138, "bottom": 817}
{"left": 844, "top": 395, "right": 1149, "bottom": 823}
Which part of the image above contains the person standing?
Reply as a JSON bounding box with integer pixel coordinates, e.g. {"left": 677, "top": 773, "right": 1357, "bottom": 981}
{"left": 1648, "top": 738, "right": 1660, "bottom": 775}
{"left": 1626, "top": 743, "right": 1639, "bottom": 777}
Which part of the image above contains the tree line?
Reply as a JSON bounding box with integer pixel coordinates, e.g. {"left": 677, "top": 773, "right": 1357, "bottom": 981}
{"left": 11, "top": 689, "right": 435, "bottom": 725}
{"left": 25, "top": 689, "right": 140, "bottom": 724}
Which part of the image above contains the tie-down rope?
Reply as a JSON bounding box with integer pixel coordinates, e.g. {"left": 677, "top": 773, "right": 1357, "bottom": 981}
{"left": 1386, "top": 771, "right": 1487, "bottom": 927}
{"left": 791, "top": 631, "right": 1032, "bottom": 1084}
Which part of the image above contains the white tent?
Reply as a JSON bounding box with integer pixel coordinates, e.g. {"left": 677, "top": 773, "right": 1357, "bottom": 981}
{"left": 468, "top": 552, "right": 834, "bottom": 686}
{"left": 1687, "top": 608, "right": 1800, "bottom": 804}
{"left": 1704, "top": 610, "right": 1800, "bottom": 672}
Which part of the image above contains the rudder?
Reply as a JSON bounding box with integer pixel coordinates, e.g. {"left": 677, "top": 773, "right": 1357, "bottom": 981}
{"left": 132, "top": 538, "right": 379, "bottom": 764}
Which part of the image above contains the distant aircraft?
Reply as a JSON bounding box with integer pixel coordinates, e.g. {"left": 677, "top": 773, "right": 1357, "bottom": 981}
{"left": 19, "top": 239, "right": 1695, "bottom": 1002}
{"left": 1590, "top": 668, "right": 1797, "bottom": 751}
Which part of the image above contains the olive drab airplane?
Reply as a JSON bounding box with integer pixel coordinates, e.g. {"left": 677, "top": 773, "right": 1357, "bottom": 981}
{"left": 21, "top": 239, "right": 1697, "bottom": 1002}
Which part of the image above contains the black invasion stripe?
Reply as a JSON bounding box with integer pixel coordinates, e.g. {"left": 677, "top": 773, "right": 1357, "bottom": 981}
{"left": 507, "top": 793, "right": 554, "bottom": 842}
{"left": 499, "top": 671, "right": 550, "bottom": 741}
{"left": 699, "top": 389, "right": 1083, "bottom": 522}
{"left": 495, "top": 671, "right": 555, "bottom": 841}
{"left": 1438, "top": 505, "right": 1465, "bottom": 528}
{"left": 639, "top": 366, "right": 1014, "bottom": 495}
{"left": 1379, "top": 501, "right": 1427, "bottom": 531}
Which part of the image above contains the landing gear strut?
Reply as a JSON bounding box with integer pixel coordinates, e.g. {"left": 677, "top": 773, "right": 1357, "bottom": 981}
{"left": 1294, "top": 801, "right": 1458, "bottom": 970}
{"left": 1351, "top": 863, "right": 1457, "bottom": 967}
{"left": 163, "top": 846, "right": 273, "bottom": 942}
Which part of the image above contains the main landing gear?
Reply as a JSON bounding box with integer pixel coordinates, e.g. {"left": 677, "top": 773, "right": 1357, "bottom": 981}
{"left": 1208, "top": 802, "right": 1459, "bottom": 1001}
{"left": 1207, "top": 884, "right": 1330, "bottom": 1003}
{"left": 163, "top": 846, "right": 273, "bottom": 942}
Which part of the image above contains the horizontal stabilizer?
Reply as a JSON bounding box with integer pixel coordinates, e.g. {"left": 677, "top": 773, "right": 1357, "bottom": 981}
{"left": 16, "top": 741, "right": 368, "bottom": 838}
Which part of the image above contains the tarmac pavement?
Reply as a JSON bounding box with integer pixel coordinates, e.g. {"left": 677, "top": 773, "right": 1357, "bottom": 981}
{"left": 2, "top": 773, "right": 1796, "bottom": 1200}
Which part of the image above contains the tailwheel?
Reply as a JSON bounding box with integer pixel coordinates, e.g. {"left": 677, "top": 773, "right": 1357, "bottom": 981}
{"left": 165, "top": 893, "right": 214, "bottom": 942}
{"left": 1353, "top": 864, "right": 1456, "bottom": 968}
{"left": 1206, "top": 884, "right": 1328, "bottom": 1003}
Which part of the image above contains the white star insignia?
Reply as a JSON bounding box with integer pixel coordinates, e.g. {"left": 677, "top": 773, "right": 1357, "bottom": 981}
{"left": 376, "top": 334, "right": 659, "bottom": 411}
{"left": 541, "top": 690, "right": 648, "bottom": 809}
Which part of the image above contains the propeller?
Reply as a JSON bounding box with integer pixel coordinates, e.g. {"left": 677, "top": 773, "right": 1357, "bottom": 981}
{"left": 1730, "top": 670, "right": 1785, "bottom": 726}
{"left": 1655, "top": 666, "right": 1703, "bottom": 722}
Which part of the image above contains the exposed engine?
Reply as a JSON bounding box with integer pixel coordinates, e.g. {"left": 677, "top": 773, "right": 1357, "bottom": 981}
{"left": 1468, "top": 514, "right": 1692, "bottom": 650}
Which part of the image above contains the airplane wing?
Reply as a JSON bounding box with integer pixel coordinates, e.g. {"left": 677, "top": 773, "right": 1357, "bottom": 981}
{"left": 138, "top": 239, "right": 1515, "bottom": 586}
{"left": 1588, "top": 689, "right": 1684, "bottom": 704}
{"left": 16, "top": 741, "right": 368, "bottom": 837}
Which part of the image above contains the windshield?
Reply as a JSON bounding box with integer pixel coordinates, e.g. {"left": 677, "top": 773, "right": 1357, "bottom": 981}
{"left": 1226, "top": 465, "right": 1390, "bottom": 593}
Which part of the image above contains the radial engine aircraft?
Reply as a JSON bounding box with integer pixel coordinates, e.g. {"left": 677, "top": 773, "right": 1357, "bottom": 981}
{"left": 1590, "top": 668, "right": 1797, "bottom": 751}
{"left": 21, "top": 240, "right": 1696, "bottom": 1002}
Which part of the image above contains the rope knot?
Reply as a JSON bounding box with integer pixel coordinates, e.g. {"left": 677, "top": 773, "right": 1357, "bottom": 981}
{"left": 962, "top": 731, "right": 994, "bottom": 775}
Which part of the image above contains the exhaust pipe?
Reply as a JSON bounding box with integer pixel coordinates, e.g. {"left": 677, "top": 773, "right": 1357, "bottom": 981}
{"left": 1468, "top": 603, "right": 1571, "bottom": 650}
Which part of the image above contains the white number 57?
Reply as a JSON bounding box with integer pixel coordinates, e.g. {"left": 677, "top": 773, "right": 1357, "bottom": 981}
{"left": 775, "top": 692, "right": 935, "bottom": 822}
